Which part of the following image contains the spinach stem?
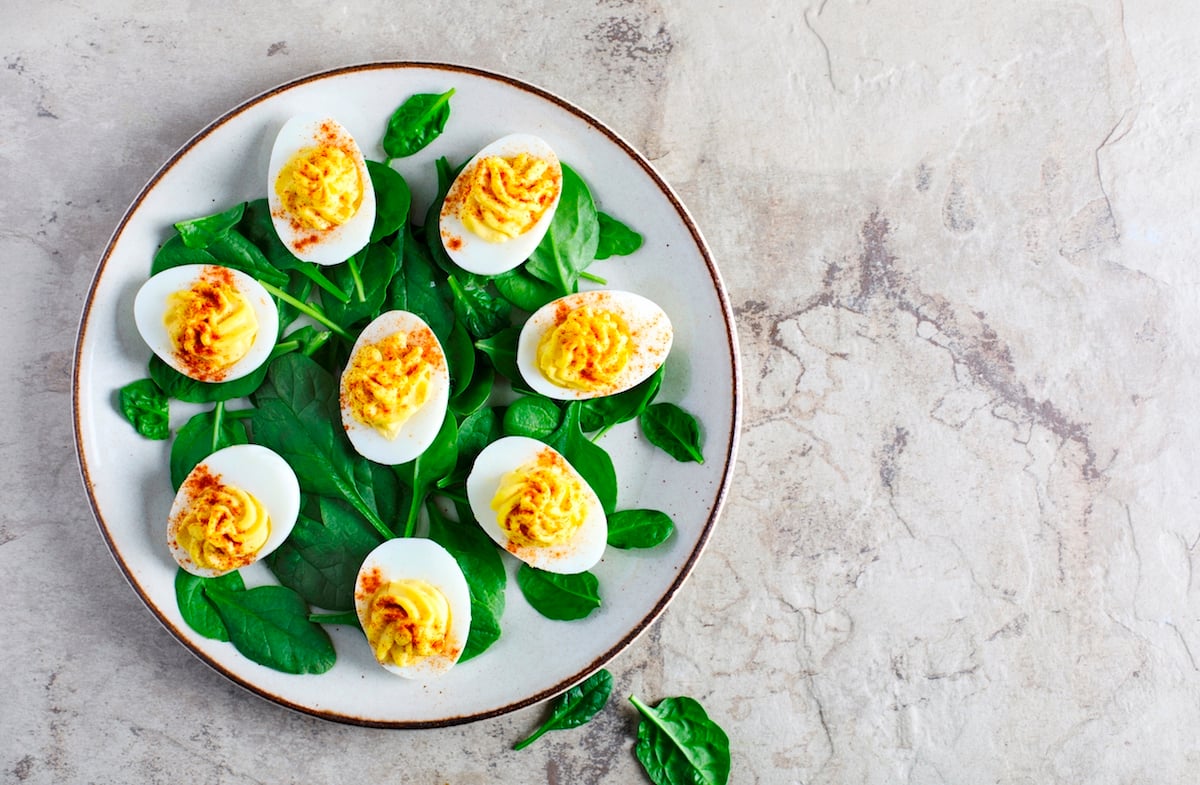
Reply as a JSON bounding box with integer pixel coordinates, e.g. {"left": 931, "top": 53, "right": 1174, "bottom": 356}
{"left": 296, "top": 263, "right": 351, "bottom": 304}
{"left": 258, "top": 280, "right": 353, "bottom": 341}
{"left": 402, "top": 488, "right": 423, "bottom": 539}
{"left": 224, "top": 408, "right": 255, "bottom": 421}
{"left": 210, "top": 400, "right": 225, "bottom": 454}
{"left": 347, "top": 252, "right": 366, "bottom": 302}
{"left": 580, "top": 271, "right": 607, "bottom": 285}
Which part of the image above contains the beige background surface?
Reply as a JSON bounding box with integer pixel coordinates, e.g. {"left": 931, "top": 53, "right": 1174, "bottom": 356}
{"left": 4, "top": 1, "right": 1199, "bottom": 782}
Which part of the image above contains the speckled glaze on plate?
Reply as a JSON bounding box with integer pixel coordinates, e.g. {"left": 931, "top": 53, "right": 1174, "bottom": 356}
{"left": 72, "top": 62, "right": 741, "bottom": 728}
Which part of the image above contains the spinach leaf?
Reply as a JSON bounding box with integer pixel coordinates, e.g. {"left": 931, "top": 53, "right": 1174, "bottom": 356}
{"left": 426, "top": 501, "right": 506, "bottom": 662}
{"left": 393, "top": 411, "right": 458, "bottom": 538}
{"left": 607, "top": 509, "right": 675, "bottom": 549}
{"left": 448, "top": 273, "right": 511, "bottom": 340}
{"left": 365, "top": 160, "right": 411, "bottom": 242}
{"left": 449, "top": 405, "right": 502, "bottom": 486}
{"left": 503, "top": 396, "right": 562, "bottom": 440}
{"left": 169, "top": 404, "right": 250, "bottom": 490}
{"left": 266, "top": 497, "right": 383, "bottom": 612}
{"left": 204, "top": 583, "right": 336, "bottom": 675}
{"left": 595, "top": 211, "right": 643, "bottom": 259}
{"left": 512, "top": 668, "right": 613, "bottom": 750}
{"left": 118, "top": 378, "right": 169, "bottom": 440}
{"left": 390, "top": 226, "right": 455, "bottom": 343}
{"left": 175, "top": 569, "right": 245, "bottom": 642}
{"left": 546, "top": 402, "right": 618, "bottom": 513}
{"left": 517, "top": 565, "right": 601, "bottom": 620}
{"left": 579, "top": 365, "right": 664, "bottom": 435}
{"left": 444, "top": 319, "right": 476, "bottom": 400}
{"left": 640, "top": 403, "right": 705, "bottom": 464}
{"left": 474, "top": 325, "right": 523, "bottom": 383}
{"left": 239, "top": 199, "right": 349, "bottom": 307}
{"left": 148, "top": 354, "right": 271, "bottom": 404}
{"left": 321, "top": 239, "right": 397, "bottom": 327}
{"left": 382, "top": 88, "right": 455, "bottom": 159}
{"left": 151, "top": 233, "right": 218, "bottom": 274}
{"left": 422, "top": 156, "right": 467, "bottom": 277}
{"left": 175, "top": 203, "right": 245, "bottom": 248}
{"left": 629, "top": 695, "right": 731, "bottom": 785}
{"left": 523, "top": 163, "right": 600, "bottom": 297}
{"left": 449, "top": 360, "right": 494, "bottom": 419}
{"left": 494, "top": 268, "right": 560, "bottom": 312}
{"left": 204, "top": 229, "right": 290, "bottom": 288}
{"left": 249, "top": 353, "right": 393, "bottom": 540}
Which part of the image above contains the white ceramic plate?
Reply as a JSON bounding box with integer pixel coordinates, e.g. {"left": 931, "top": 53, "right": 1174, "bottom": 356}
{"left": 73, "top": 62, "right": 741, "bottom": 727}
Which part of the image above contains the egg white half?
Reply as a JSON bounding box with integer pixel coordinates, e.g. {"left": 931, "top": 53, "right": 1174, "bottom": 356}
{"left": 466, "top": 436, "right": 607, "bottom": 574}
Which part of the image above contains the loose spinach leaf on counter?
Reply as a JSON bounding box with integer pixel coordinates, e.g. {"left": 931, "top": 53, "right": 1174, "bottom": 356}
{"left": 426, "top": 500, "right": 506, "bottom": 662}
{"left": 523, "top": 163, "right": 600, "bottom": 298}
{"left": 204, "top": 583, "right": 336, "bottom": 675}
{"left": 383, "top": 88, "right": 455, "bottom": 160}
{"left": 629, "top": 695, "right": 731, "bottom": 785}
{"left": 267, "top": 496, "right": 384, "bottom": 612}
{"left": 169, "top": 404, "right": 249, "bottom": 490}
{"left": 175, "top": 569, "right": 245, "bottom": 642}
{"left": 517, "top": 565, "right": 601, "bottom": 621}
{"left": 118, "top": 378, "right": 169, "bottom": 440}
{"left": 512, "top": 668, "right": 613, "bottom": 750}
{"left": 595, "top": 212, "right": 643, "bottom": 260}
{"left": 640, "top": 403, "right": 705, "bottom": 464}
{"left": 606, "top": 509, "right": 675, "bottom": 550}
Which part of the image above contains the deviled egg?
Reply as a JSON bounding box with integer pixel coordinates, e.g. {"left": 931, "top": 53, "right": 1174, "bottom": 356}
{"left": 439, "top": 134, "right": 562, "bottom": 275}
{"left": 268, "top": 115, "right": 376, "bottom": 265}
{"left": 517, "top": 289, "right": 673, "bottom": 400}
{"left": 167, "top": 444, "right": 300, "bottom": 578}
{"left": 466, "top": 436, "right": 607, "bottom": 574}
{"left": 354, "top": 538, "right": 471, "bottom": 678}
{"left": 339, "top": 310, "right": 450, "bottom": 465}
{"left": 134, "top": 264, "right": 278, "bottom": 383}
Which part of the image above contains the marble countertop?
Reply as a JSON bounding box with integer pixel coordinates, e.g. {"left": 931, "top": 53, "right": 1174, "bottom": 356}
{"left": 4, "top": 1, "right": 1198, "bottom": 782}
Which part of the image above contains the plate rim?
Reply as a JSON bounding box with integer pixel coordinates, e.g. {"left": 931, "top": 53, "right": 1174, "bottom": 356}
{"left": 72, "top": 60, "right": 743, "bottom": 728}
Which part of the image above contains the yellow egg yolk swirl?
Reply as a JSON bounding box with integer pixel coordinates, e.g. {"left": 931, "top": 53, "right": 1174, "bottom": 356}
{"left": 343, "top": 331, "right": 436, "bottom": 440}
{"left": 460, "top": 153, "right": 558, "bottom": 243}
{"left": 536, "top": 305, "right": 634, "bottom": 393}
{"left": 163, "top": 272, "right": 258, "bottom": 381}
{"left": 274, "top": 144, "right": 363, "bottom": 231}
{"left": 364, "top": 579, "right": 453, "bottom": 668}
{"left": 174, "top": 474, "right": 270, "bottom": 573}
{"left": 491, "top": 450, "right": 588, "bottom": 549}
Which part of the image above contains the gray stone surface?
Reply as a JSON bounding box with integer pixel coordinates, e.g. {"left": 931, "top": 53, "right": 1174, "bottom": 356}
{"left": 4, "top": 1, "right": 1199, "bottom": 782}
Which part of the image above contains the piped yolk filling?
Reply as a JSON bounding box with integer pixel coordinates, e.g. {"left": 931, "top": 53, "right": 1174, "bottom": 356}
{"left": 460, "top": 153, "right": 558, "bottom": 243}
{"left": 491, "top": 450, "right": 587, "bottom": 549}
{"left": 275, "top": 144, "right": 363, "bottom": 231}
{"left": 364, "top": 579, "right": 453, "bottom": 668}
{"left": 536, "top": 305, "right": 634, "bottom": 392}
{"left": 174, "top": 473, "right": 270, "bottom": 572}
{"left": 164, "top": 272, "right": 258, "bottom": 381}
{"left": 343, "top": 331, "right": 436, "bottom": 440}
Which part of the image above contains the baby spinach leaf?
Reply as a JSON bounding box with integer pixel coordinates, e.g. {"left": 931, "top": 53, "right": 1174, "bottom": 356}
{"left": 444, "top": 320, "right": 476, "bottom": 400}
{"left": 175, "top": 203, "right": 245, "bottom": 249}
{"left": 321, "top": 239, "right": 397, "bottom": 327}
{"left": 148, "top": 354, "right": 271, "bottom": 404}
{"left": 579, "top": 365, "right": 664, "bottom": 435}
{"left": 205, "top": 229, "right": 290, "bottom": 288}
{"left": 448, "top": 405, "right": 501, "bottom": 486}
{"left": 448, "top": 273, "right": 512, "bottom": 340}
{"left": 607, "top": 509, "right": 675, "bottom": 550}
{"left": 250, "top": 353, "right": 393, "bottom": 540}
{"left": 365, "top": 160, "right": 411, "bottom": 242}
{"left": 421, "top": 156, "right": 464, "bottom": 276}
{"left": 474, "top": 325, "right": 523, "bottom": 383}
{"left": 629, "top": 695, "right": 731, "bottom": 785}
{"left": 426, "top": 501, "right": 506, "bottom": 662}
{"left": 595, "top": 211, "right": 643, "bottom": 259}
{"left": 175, "top": 569, "right": 245, "bottom": 642}
{"left": 151, "top": 233, "right": 218, "bottom": 274}
{"left": 393, "top": 412, "right": 458, "bottom": 538}
{"left": 239, "top": 199, "right": 349, "bottom": 306}
{"left": 503, "top": 396, "right": 562, "bottom": 440}
{"left": 118, "top": 378, "right": 169, "bottom": 440}
{"left": 169, "top": 404, "right": 250, "bottom": 490}
{"left": 517, "top": 565, "right": 601, "bottom": 621}
{"left": 513, "top": 668, "right": 613, "bottom": 750}
{"left": 266, "top": 497, "right": 383, "bottom": 612}
{"left": 640, "top": 403, "right": 705, "bottom": 464}
{"left": 524, "top": 163, "right": 600, "bottom": 297}
{"left": 204, "top": 584, "right": 336, "bottom": 675}
{"left": 382, "top": 88, "right": 455, "bottom": 159}
{"left": 449, "top": 360, "right": 494, "bottom": 418}
{"left": 546, "top": 402, "right": 618, "bottom": 513}
{"left": 390, "top": 226, "right": 455, "bottom": 343}
{"left": 494, "top": 268, "right": 560, "bottom": 312}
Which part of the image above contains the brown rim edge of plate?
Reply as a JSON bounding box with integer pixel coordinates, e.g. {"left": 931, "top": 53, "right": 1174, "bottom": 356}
{"left": 72, "top": 60, "right": 743, "bottom": 729}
